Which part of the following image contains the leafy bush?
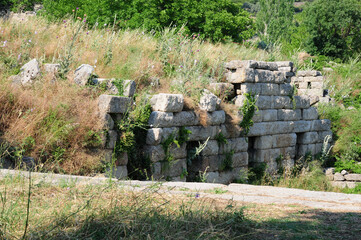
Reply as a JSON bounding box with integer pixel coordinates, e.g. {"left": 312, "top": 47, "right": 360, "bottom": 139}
{"left": 304, "top": 0, "right": 361, "bottom": 59}
{"left": 42, "top": 0, "right": 255, "bottom": 42}
{"left": 0, "top": 0, "right": 40, "bottom": 11}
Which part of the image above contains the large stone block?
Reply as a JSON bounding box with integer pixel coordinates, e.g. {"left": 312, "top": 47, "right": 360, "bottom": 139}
{"left": 122, "top": 80, "right": 137, "bottom": 97}
{"left": 225, "top": 60, "right": 258, "bottom": 69}
{"left": 273, "top": 96, "right": 293, "bottom": 109}
{"left": 273, "top": 133, "right": 297, "bottom": 148}
{"left": 205, "top": 110, "right": 226, "bottom": 125}
{"left": 226, "top": 68, "right": 255, "bottom": 83}
{"left": 254, "top": 135, "right": 273, "bottom": 149}
{"left": 256, "top": 61, "right": 269, "bottom": 70}
{"left": 239, "top": 83, "right": 262, "bottom": 95}
{"left": 105, "top": 165, "right": 128, "bottom": 179}
{"left": 15, "top": 59, "right": 41, "bottom": 86}
{"left": 146, "top": 128, "right": 163, "bottom": 145}
{"left": 311, "top": 82, "right": 323, "bottom": 89}
{"left": 188, "top": 155, "right": 222, "bottom": 172}
{"left": 297, "top": 132, "right": 319, "bottom": 144}
{"left": 302, "top": 107, "right": 319, "bottom": 120}
{"left": 257, "top": 109, "right": 278, "bottom": 122}
{"left": 318, "top": 130, "right": 333, "bottom": 143}
{"left": 148, "top": 111, "right": 174, "bottom": 128}
{"left": 267, "top": 62, "right": 279, "bottom": 71}
{"left": 274, "top": 71, "right": 286, "bottom": 84}
{"left": 234, "top": 95, "right": 246, "bottom": 107}
{"left": 268, "top": 121, "right": 294, "bottom": 135}
{"left": 209, "top": 83, "right": 235, "bottom": 98}
{"left": 199, "top": 92, "right": 220, "bottom": 112}
{"left": 255, "top": 69, "right": 275, "bottom": 83}
{"left": 256, "top": 96, "right": 273, "bottom": 109}
{"left": 279, "top": 146, "right": 296, "bottom": 159}
{"left": 298, "top": 89, "right": 324, "bottom": 96}
{"left": 220, "top": 124, "right": 241, "bottom": 138}
{"left": 261, "top": 83, "right": 280, "bottom": 95}
{"left": 294, "top": 120, "right": 312, "bottom": 133}
{"left": 297, "top": 70, "right": 319, "bottom": 77}
{"left": 219, "top": 137, "right": 248, "bottom": 153}
{"left": 44, "top": 63, "right": 60, "bottom": 74}
{"left": 344, "top": 174, "right": 361, "bottom": 182}
{"left": 294, "top": 96, "right": 310, "bottom": 109}
{"left": 150, "top": 94, "right": 184, "bottom": 112}
{"left": 186, "top": 126, "right": 220, "bottom": 141}
{"left": 144, "top": 143, "right": 187, "bottom": 163}
{"left": 152, "top": 159, "right": 187, "bottom": 179}
{"left": 101, "top": 130, "right": 117, "bottom": 149}
{"left": 278, "top": 109, "right": 301, "bottom": 121}
{"left": 278, "top": 66, "right": 292, "bottom": 72}
{"left": 173, "top": 111, "right": 199, "bottom": 126}
{"left": 206, "top": 167, "right": 247, "bottom": 184}
{"left": 252, "top": 148, "right": 281, "bottom": 163}
{"left": 201, "top": 140, "right": 219, "bottom": 156}
{"left": 248, "top": 122, "right": 269, "bottom": 136}
{"left": 74, "top": 64, "right": 94, "bottom": 86}
{"left": 230, "top": 152, "right": 248, "bottom": 168}
{"left": 161, "top": 127, "right": 179, "bottom": 141}
{"left": 333, "top": 172, "right": 345, "bottom": 181}
{"left": 98, "top": 94, "right": 131, "bottom": 114}
{"left": 275, "top": 61, "right": 293, "bottom": 68}
{"left": 279, "top": 83, "right": 294, "bottom": 96}
{"left": 297, "top": 144, "right": 316, "bottom": 156}
{"left": 99, "top": 113, "right": 115, "bottom": 130}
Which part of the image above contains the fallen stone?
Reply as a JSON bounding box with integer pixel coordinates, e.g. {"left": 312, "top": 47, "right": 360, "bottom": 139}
{"left": 98, "top": 94, "right": 131, "bottom": 114}
{"left": 199, "top": 92, "right": 220, "bottom": 112}
{"left": 150, "top": 94, "right": 184, "bottom": 112}
{"left": 333, "top": 172, "right": 345, "bottom": 181}
{"left": 344, "top": 174, "right": 361, "bottom": 182}
{"left": 74, "top": 64, "right": 94, "bottom": 85}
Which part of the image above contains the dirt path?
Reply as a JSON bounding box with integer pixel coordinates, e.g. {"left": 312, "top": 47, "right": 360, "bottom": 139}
{"left": 1, "top": 169, "right": 361, "bottom": 212}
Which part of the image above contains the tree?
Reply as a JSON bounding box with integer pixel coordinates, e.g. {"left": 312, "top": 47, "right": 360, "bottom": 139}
{"left": 304, "top": 0, "right": 361, "bottom": 59}
{"left": 256, "top": 0, "right": 294, "bottom": 45}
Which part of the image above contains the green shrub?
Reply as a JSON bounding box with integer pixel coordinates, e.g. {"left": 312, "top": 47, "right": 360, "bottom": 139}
{"left": 42, "top": 0, "right": 255, "bottom": 43}
{"left": 1, "top": 0, "right": 40, "bottom": 11}
{"left": 304, "top": 0, "right": 361, "bottom": 59}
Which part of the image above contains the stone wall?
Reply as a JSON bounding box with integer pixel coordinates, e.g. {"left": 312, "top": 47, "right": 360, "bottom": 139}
{"left": 326, "top": 168, "right": 361, "bottom": 188}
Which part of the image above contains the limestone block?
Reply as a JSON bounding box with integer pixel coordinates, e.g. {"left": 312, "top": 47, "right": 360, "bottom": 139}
{"left": 273, "top": 96, "right": 293, "bottom": 109}
{"left": 148, "top": 111, "right": 174, "bottom": 127}
{"left": 199, "top": 92, "right": 220, "bottom": 112}
{"left": 219, "top": 137, "right": 248, "bottom": 153}
{"left": 344, "top": 174, "right": 361, "bottom": 182}
{"left": 268, "top": 121, "right": 294, "bottom": 135}
{"left": 123, "top": 80, "right": 137, "bottom": 97}
{"left": 98, "top": 94, "right": 131, "bottom": 114}
{"left": 146, "top": 128, "right": 163, "bottom": 145}
{"left": 309, "top": 96, "right": 320, "bottom": 106}
{"left": 261, "top": 83, "right": 280, "bottom": 95}
{"left": 294, "top": 120, "right": 312, "bottom": 133}
{"left": 331, "top": 181, "right": 356, "bottom": 188}
{"left": 226, "top": 68, "right": 255, "bottom": 83}
{"left": 284, "top": 72, "right": 295, "bottom": 77}
{"left": 173, "top": 111, "right": 199, "bottom": 126}
{"left": 206, "top": 167, "right": 246, "bottom": 184}
{"left": 325, "top": 167, "right": 335, "bottom": 175}
{"left": 312, "top": 119, "right": 331, "bottom": 131}
{"left": 318, "top": 130, "right": 333, "bottom": 143}
{"left": 315, "top": 143, "right": 323, "bottom": 153}
{"left": 253, "top": 148, "right": 281, "bottom": 163}
{"left": 144, "top": 145, "right": 166, "bottom": 162}
{"left": 74, "top": 64, "right": 94, "bottom": 85}
{"left": 273, "top": 133, "right": 297, "bottom": 148}
{"left": 297, "top": 132, "right": 319, "bottom": 144}
{"left": 106, "top": 165, "right": 128, "bottom": 179}
{"left": 189, "top": 155, "right": 221, "bottom": 172}
{"left": 297, "top": 144, "right": 316, "bottom": 156}
{"left": 277, "top": 109, "right": 301, "bottom": 121}
{"left": 115, "top": 152, "right": 129, "bottom": 166}
{"left": 297, "top": 70, "right": 319, "bottom": 77}
{"left": 299, "top": 89, "right": 324, "bottom": 96}
{"left": 225, "top": 60, "right": 258, "bottom": 69}
{"left": 101, "top": 130, "right": 117, "bottom": 149}
{"left": 256, "top": 96, "right": 273, "bottom": 109}
{"left": 279, "top": 83, "right": 293, "bottom": 96}
{"left": 294, "top": 96, "right": 310, "bottom": 109}
{"left": 334, "top": 172, "right": 345, "bottom": 181}
{"left": 220, "top": 124, "right": 241, "bottom": 138}
{"left": 201, "top": 140, "right": 219, "bottom": 156}
{"left": 209, "top": 83, "right": 235, "bottom": 98}
{"left": 234, "top": 95, "right": 246, "bottom": 107}
{"left": 230, "top": 152, "right": 248, "bottom": 168}
{"left": 267, "top": 62, "right": 278, "bottom": 71}
{"left": 254, "top": 135, "right": 273, "bottom": 149}
{"left": 150, "top": 94, "right": 184, "bottom": 112}
{"left": 99, "top": 113, "right": 115, "bottom": 130}
{"left": 186, "top": 126, "right": 220, "bottom": 141}
{"left": 341, "top": 170, "right": 348, "bottom": 175}
{"left": 240, "top": 83, "right": 262, "bottom": 95}
{"left": 311, "top": 82, "right": 323, "bottom": 89}
{"left": 278, "top": 66, "right": 292, "bottom": 72}
{"left": 16, "top": 59, "right": 41, "bottom": 86}
{"left": 256, "top": 61, "right": 269, "bottom": 69}
{"left": 44, "top": 63, "right": 60, "bottom": 74}
{"left": 161, "top": 127, "right": 179, "bottom": 141}
{"left": 255, "top": 69, "right": 275, "bottom": 83}
{"left": 274, "top": 71, "right": 286, "bottom": 84}
{"left": 205, "top": 110, "right": 226, "bottom": 125}
{"left": 302, "top": 107, "right": 319, "bottom": 120}
{"left": 275, "top": 61, "right": 293, "bottom": 68}
{"left": 152, "top": 159, "right": 187, "bottom": 178}
{"left": 260, "top": 109, "right": 278, "bottom": 122}
{"left": 248, "top": 122, "right": 269, "bottom": 136}
{"left": 279, "top": 147, "right": 296, "bottom": 159}
{"left": 252, "top": 110, "right": 263, "bottom": 123}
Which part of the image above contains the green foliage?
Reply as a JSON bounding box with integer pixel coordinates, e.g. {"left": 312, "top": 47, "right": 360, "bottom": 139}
{"left": 215, "top": 132, "right": 228, "bottom": 146}
{"left": 220, "top": 150, "right": 234, "bottom": 172}
{"left": 111, "top": 79, "right": 125, "bottom": 96}
{"left": 239, "top": 93, "right": 258, "bottom": 136}
{"left": 335, "top": 158, "right": 361, "bottom": 174}
{"left": 256, "top": 0, "right": 294, "bottom": 46}
{"left": 0, "top": 0, "right": 39, "bottom": 11}
{"left": 42, "top": 0, "right": 255, "bottom": 43}
{"left": 162, "top": 127, "right": 191, "bottom": 163}
{"left": 304, "top": 0, "right": 361, "bottom": 59}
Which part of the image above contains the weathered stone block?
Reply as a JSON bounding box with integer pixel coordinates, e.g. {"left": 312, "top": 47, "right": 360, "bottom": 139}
{"left": 318, "top": 130, "right": 333, "bottom": 142}
{"left": 152, "top": 159, "right": 187, "bottom": 178}
{"left": 267, "top": 62, "right": 279, "bottom": 71}
{"left": 255, "top": 69, "right": 275, "bottom": 83}
{"left": 206, "top": 167, "right": 247, "bottom": 184}
{"left": 254, "top": 135, "right": 273, "bottom": 149}
{"left": 274, "top": 71, "right": 286, "bottom": 83}
{"left": 302, "top": 107, "right": 319, "bottom": 120}
{"left": 260, "top": 109, "right": 278, "bottom": 122}
{"left": 297, "top": 132, "right": 319, "bottom": 144}
{"left": 261, "top": 83, "right": 280, "bottom": 95}
{"left": 309, "top": 96, "right": 320, "bottom": 106}
{"left": 226, "top": 68, "right": 255, "bottom": 83}
{"left": 230, "top": 152, "right": 248, "bottom": 168}
{"left": 256, "top": 96, "right": 273, "bottom": 109}
{"left": 209, "top": 83, "right": 235, "bottom": 98}
{"left": 256, "top": 61, "right": 269, "bottom": 69}
{"left": 99, "top": 113, "right": 114, "bottom": 130}
{"left": 234, "top": 95, "right": 246, "bottom": 107}
{"left": 15, "top": 59, "right": 41, "bottom": 86}
{"left": 240, "top": 83, "right": 262, "bottom": 95}
{"left": 274, "top": 133, "right": 297, "bottom": 148}
{"left": 334, "top": 172, "right": 345, "bottom": 181}
{"left": 123, "top": 80, "right": 137, "bottom": 97}
{"left": 294, "top": 120, "right": 312, "bottom": 133}
{"left": 186, "top": 126, "right": 220, "bottom": 141}
{"left": 279, "top": 147, "right": 296, "bottom": 159}
{"left": 344, "top": 174, "right": 361, "bottom": 182}
{"left": 106, "top": 165, "right": 128, "bottom": 179}
{"left": 220, "top": 124, "right": 241, "bottom": 138}
{"left": 101, "top": 130, "right": 117, "bottom": 149}
{"left": 269, "top": 121, "right": 295, "bottom": 135}
{"left": 150, "top": 94, "right": 184, "bottom": 112}
{"left": 98, "top": 94, "right": 131, "bottom": 114}
{"left": 297, "top": 70, "right": 319, "bottom": 77}
{"left": 252, "top": 148, "right": 281, "bottom": 163}
{"left": 297, "top": 144, "right": 316, "bottom": 156}
{"left": 294, "top": 96, "right": 310, "bottom": 109}
{"left": 206, "top": 111, "right": 226, "bottom": 125}
{"left": 146, "top": 128, "right": 163, "bottom": 145}
{"left": 144, "top": 145, "right": 166, "bottom": 162}
{"left": 325, "top": 167, "right": 335, "bottom": 175}
{"left": 248, "top": 122, "right": 269, "bottom": 136}
{"left": 274, "top": 96, "right": 293, "bottom": 109}
{"left": 74, "top": 64, "right": 94, "bottom": 86}
{"left": 44, "top": 63, "right": 60, "bottom": 74}
{"left": 311, "top": 82, "right": 323, "bottom": 89}
{"left": 189, "top": 155, "right": 222, "bottom": 172}
{"left": 225, "top": 60, "right": 258, "bottom": 69}
{"left": 275, "top": 61, "right": 293, "bottom": 68}
{"left": 320, "top": 119, "right": 331, "bottom": 131}
{"left": 331, "top": 181, "right": 356, "bottom": 188}
{"left": 278, "top": 66, "right": 292, "bottom": 72}
{"left": 173, "top": 111, "right": 199, "bottom": 126}
{"left": 199, "top": 92, "right": 220, "bottom": 112}
{"left": 299, "top": 89, "right": 324, "bottom": 96}
{"left": 219, "top": 137, "right": 248, "bottom": 153}
{"left": 201, "top": 140, "right": 219, "bottom": 156}
{"left": 148, "top": 111, "right": 174, "bottom": 128}
{"left": 278, "top": 109, "right": 301, "bottom": 121}
{"left": 279, "top": 83, "right": 293, "bottom": 96}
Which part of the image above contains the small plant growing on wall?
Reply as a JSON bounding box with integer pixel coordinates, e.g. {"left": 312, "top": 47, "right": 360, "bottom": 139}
{"left": 239, "top": 93, "right": 258, "bottom": 136}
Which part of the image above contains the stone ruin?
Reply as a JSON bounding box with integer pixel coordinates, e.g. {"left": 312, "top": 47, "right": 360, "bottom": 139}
{"left": 7, "top": 59, "right": 333, "bottom": 184}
